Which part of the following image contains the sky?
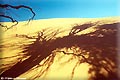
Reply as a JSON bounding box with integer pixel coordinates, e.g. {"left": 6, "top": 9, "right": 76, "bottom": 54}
{"left": 1, "top": 0, "right": 120, "bottom": 21}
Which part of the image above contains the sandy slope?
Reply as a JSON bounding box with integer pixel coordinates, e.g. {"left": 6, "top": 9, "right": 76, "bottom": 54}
{"left": 1, "top": 17, "right": 120, "bottom": 54}
{"left": 0, "top": 17, "right": 120, "bottom": 79}
{"left": 2, "top": 17, "right": 120, "bottom": 35}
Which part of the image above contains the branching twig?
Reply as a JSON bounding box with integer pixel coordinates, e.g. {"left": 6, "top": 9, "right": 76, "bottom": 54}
{"left": 0, "top": 4, "right": 35, "bottom": 29}
{"left": 0, "top": 4, "right": 35, "bottom": 21}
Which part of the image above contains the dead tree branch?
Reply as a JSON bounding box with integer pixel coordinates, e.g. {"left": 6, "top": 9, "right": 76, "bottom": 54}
{"left": 0, "top": 4, "right": 35, "bottom": 30}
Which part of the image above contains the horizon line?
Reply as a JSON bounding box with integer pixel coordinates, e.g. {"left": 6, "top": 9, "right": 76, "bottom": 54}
{"left": 0, "top": 16, "right": 120, "bottom": 22}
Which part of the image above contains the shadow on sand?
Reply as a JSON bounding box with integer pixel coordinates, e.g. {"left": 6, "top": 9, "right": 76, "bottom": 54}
{"left": 0, "top": 22, "right": 120, "bottom": 80}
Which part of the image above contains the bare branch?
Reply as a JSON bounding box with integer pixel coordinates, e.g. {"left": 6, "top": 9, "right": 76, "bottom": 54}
{"left": 0, "top": 4, "right": 35, "bottom": 21}
{"left": 0, "top": 4, "right": 35, "bottom": 29}
{"left": 0, "top": 14, "right": 18, "bottom": 30}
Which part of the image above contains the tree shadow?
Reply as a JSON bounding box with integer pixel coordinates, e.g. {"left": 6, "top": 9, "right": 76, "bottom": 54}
{"left": 0, "top": 22, "right": 120, "bottom": 80}
{"left": 51, "top": 22, "right": 119, "bottom": 80}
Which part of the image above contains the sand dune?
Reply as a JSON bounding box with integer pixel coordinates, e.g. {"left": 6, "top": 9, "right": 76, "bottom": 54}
{"left": 0, "top": 17, "right": 120, "bottom": 80}
{"left": 1, "top": 17, "right": 120, "bottom": 56}
{"left": 2, "top": 17, "right": 120, "bottom": 35}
